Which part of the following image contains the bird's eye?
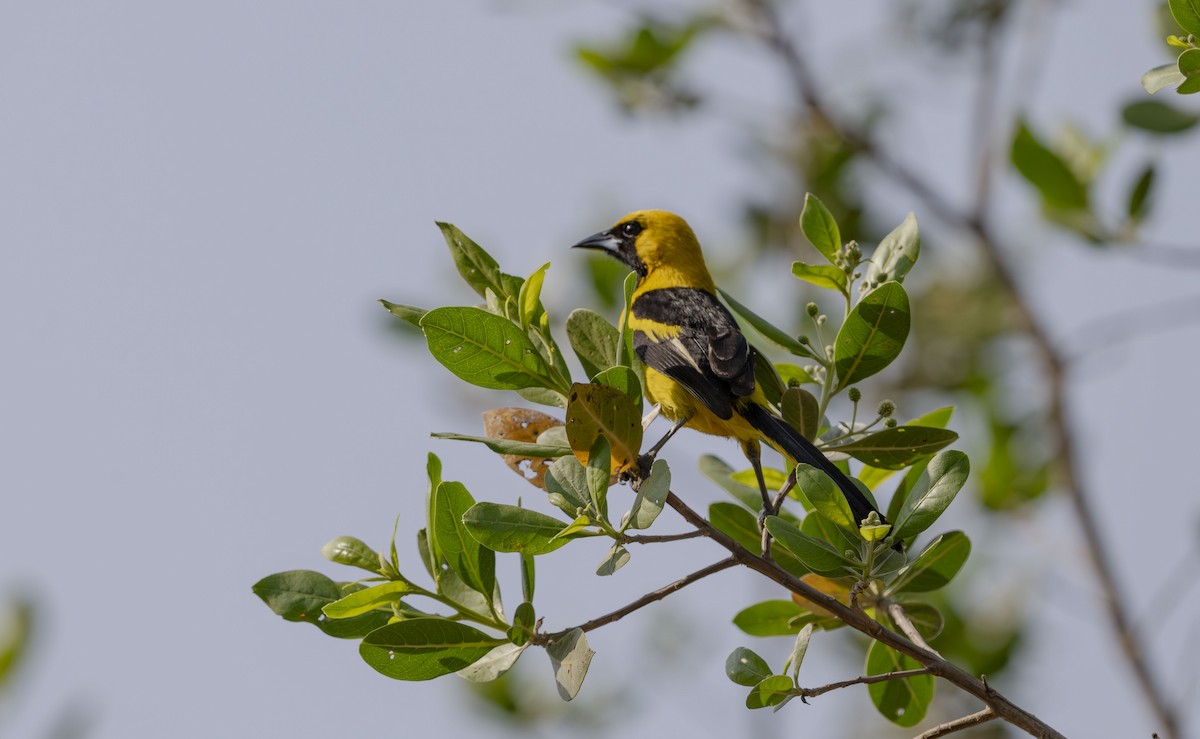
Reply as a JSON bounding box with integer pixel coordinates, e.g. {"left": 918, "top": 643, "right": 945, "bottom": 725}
{"left": 620, "top": 222, "right": 642, "bottom": 238}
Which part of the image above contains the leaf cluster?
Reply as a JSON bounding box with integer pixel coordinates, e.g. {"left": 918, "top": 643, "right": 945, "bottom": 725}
{"left": 255, "top": 200, "right": 973, "bottom": 728}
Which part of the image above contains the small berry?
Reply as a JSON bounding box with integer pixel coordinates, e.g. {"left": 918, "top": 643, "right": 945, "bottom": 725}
{"left": 877, "top": 400, "right": 895, "bottom": 417}
{"left": 848, "top": 387, "right": 862, "bottom": 402}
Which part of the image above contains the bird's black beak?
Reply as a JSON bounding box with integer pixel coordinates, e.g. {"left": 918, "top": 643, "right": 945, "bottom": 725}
{"left": 570, "top": 229, "right": 620, "bottom": 256}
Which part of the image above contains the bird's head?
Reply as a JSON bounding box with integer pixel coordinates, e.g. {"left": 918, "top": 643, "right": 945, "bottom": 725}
{"left": 571, "top": 210, "right": 712, "bottom": 288}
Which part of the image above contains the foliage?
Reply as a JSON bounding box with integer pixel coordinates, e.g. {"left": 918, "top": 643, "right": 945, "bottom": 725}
{"left": 254, "top": 202, "right": 978, "bottom": 728}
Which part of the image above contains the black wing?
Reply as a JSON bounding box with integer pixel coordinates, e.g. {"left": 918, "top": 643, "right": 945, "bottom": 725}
{"left": 632, "top": 287, "right": 755, "bottom": 420}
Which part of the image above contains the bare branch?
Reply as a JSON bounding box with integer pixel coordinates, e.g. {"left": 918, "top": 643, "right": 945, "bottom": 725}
{"left": 621, "top": 530, "right": 705, "bottom": 544}
{"left": 796, "top": 667, "right": 931, "bottom": 701}
{"left": 535, "top": 557, "right": 737, "bottom": 643}
{"left": 915, "top": 707, "right": 999, "bottom": 739}
{"left": 664, "top": 491, "right": 1066, "bottom": 738}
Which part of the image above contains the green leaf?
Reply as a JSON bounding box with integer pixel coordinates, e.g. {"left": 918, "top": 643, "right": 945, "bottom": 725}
{"left": 586, "top": 435, "right": 612, "bottom": 520}
{"left": 521, "top": 552, "right": 535, "bottom": 603}
{"left": 865, "top": 640, "right": 934, "bottom": 727}
{"left": 827, "top": 426, "right": 958, "bottom": 470}
{"left": 321, "top": 536, "right": 382, "bottom": 574}
{"left": 731, "top": 466, "right": 789, "bottom": 491}
{"left": 733, "top": 600, "right": 807, "bottom": 636}
{"left": 786, "top": 623, "right": 815, "bottom": 682}
{"left": 360, "top": 619, "right": 506, "bottom": 681}
{"left": 595, "top": 543, "right": 631, "bottom": 575}
{"left": 791, "top": 262, "right": 848, "bottom": 295}
{"left": 623, "top": 458, "right": 670, "bottom": 531}
{"left": 793, "top": 464, "right": 856, "bottom": 534}
{"left": 833, "top": 282, "right": 911, "bottom": 390}
{"left": 616, "top": 272, "right": 637, "bottom": 366}
{"left": 780, "top": 387, "right": 820, "bottom": 441}
{"left": 864, "top": 213, "right": 920, "bottom": 287}
{"left": 775, "top": 363, "right": 817, "bottom": 386}
{"left": 890, "top": 531, "right": 971, "bottom": 593}
{"left": 430, "top": 432, "right": 571, "bottom": 458}
{"left": 699, "top": 455, "right": 764, "bottom": 511}
{"left": 885, "top": 457, "right": 930, "bottom": 525}
{"left": 746, "top": 675, "right": 794, "bottom": 710}
{"left": 906, "top": 406, "right": 953, "bottom": 429}
{"left": 893, "top": 451, "right": 970, "bottom": 540}
{"left": 753, "top": 348, "right": 786, "bottom": 407}
{"left": 508, "top": 602, "right": 537, "bottom": 646}
{"left": 323, "top": 581, "right": 416, "bottom": 619}
{"left": 1127, "top": 164, "right": 1156, "bottom": 222}
{"left": 421, "top": 307, "right": 555, "bottom": 391}
{"left": 800, "top": 510, "right": 857, "bottom": 552}
{"left": 1142, "top": 62, "right": 1187, "bottom": 94}
{"left": 551, "top": 513, "right": 600, "bottom": 541}
{"left": 425, "top": 454, "right": 443, "bottom": 567}
{"left": 433, "top": 482, "right": 495, "bottom": 608}
{"left": 0, "top": 600, "right": 31, "bottom": 690}
{"left": 591, "top": 365, "right": 643, "bottom": 412}
{"left": 800, "top": 193, "right": 841, "bottom": 263}
{"left": 436, "top": 222, "right": 521, "bottom": 302}
{"left": 1122, "top": 100, "right": 1199, "bottom": 134}
{"left": 1010, "top": 121, "right": 1089, "bottom": 210}
{"left": 765, "top": 516, "right": 855, "bottom": 576}
{"left": 515, "top": 386, "right": 569, "bottom": 409}
{"left": 518, "top": 262, "right": 550, "bottom": 330}
{"left": 544, "top": 455, "right": 592, "bottom": 515}
{"left": 709, "top": 503, "right": 810, "bottom": 578}
{"left": 457, "top": 643, "right": 527, "bottom": 683}
{"left": 379, "top": 300, "right": 427, "bottom": 328}
{"left": 251, "top": 570, "right": 389, "bottom": 639}
{"left": 718, "top": 289, "right": 819, "bottom": 360}
{"left": 462, "top": 503, "right": 572, "bottom": 555}
{"left": 1169, "top": 0, "right": 1200, "bottom": 36}
{"left": 566, "top": 309, "right": 620, "bottom": 378}
{"left": 726, "top": 647, "right": 773, "bottom": 686}
{"left": 546, "top": 628, "right": 595, "bottom": 701}
{"left": 564, "top": 382, "right": 643, "bottom": 473}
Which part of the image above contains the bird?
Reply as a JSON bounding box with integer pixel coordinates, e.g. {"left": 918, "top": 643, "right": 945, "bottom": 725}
{"left": 571, "top": 209, "right": 884, "bottom": 529}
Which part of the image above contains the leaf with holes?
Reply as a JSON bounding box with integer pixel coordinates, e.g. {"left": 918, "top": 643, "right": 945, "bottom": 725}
{"left": 564, "top": 382, "right": 643, "bottom": 474}
{"left": 422, "top": 307, "right": 554, "bottom": 391}
{"left": 480, "top": 407, "right": 567, "bottom": 489}
{"left": 833, "top": 282, "right": 910, "bottom": 390}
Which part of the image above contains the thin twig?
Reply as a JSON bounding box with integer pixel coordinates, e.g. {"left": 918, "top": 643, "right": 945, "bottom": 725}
{"left": 621, "top": 530, "right": 705, "bottom": 544}
{"left": 664, "top": 491, "right": 1065, "bottom": 739}
{"left": 738, "top": 4, "right": 1181, "bottom": 736}
{"left": 796, "top": 667, "right": 931, "bottom": 700}
{"left": 535, "top": 557, "right": 737, "bottom": 643}
{"left": 915, "top": 707, "right": 1000, "bottom": 739}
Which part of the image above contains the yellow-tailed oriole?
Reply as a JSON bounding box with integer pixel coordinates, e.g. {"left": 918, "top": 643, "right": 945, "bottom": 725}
{"left": 572, "top": 209, "right": 883, "bottom": 526}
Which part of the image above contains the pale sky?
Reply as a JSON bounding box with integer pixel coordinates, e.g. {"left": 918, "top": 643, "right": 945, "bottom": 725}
{"left": 2, "top": 2, "right": 1198, "bottom": 738}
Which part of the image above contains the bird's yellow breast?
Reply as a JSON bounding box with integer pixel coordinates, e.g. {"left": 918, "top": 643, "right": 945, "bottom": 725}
{"left": 643, "top": 366, "right": 764, "bottom": 443}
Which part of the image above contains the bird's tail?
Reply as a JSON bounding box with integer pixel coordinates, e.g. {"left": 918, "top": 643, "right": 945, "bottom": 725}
{"left": 740, "top": 401, "right": 883, "bottom": 526}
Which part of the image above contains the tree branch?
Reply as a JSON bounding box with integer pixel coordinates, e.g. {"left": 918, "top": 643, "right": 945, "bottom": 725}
{"left": 664, "top": 492, "right": 1065, "bottom": 738}
{"left": 915, "top": 707, "right": 999, "bottom": 739}
{"left": 621, "top": 530, "right": 706, "bottom": 544}
{"left": 795, "top": 667, "right": 931, "bottom": 701}
{"left": 535, "top": 556, "right": 737, "bottom": 643}
{"left": 738, "top": 4, "right": 1182, "bottom": 737}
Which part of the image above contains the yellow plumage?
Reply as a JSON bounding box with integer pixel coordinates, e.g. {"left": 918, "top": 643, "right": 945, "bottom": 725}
{"left": 572, "top": 209, "right": 883, "bottom": 525}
